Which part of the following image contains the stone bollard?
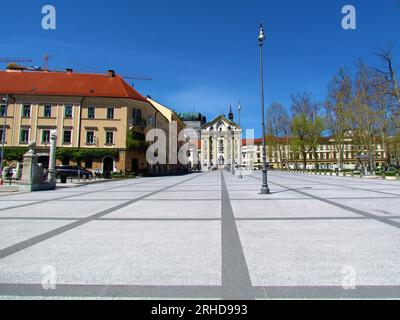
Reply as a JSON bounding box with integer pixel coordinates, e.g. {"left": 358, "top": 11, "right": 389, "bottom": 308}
{"left": 16, "top": 163, "right": 22, "bottom": 180}
{"left": 343, "top": 172, "right": 346, "bottom": 177}
{"left": 396, "top": 172, "right": 400, "bottom": 180}
{"left": 351, "top": 171, "right": 354, "bottom": 177}
{"left": 382, "top": 172, "right": 386, "bottom": 180}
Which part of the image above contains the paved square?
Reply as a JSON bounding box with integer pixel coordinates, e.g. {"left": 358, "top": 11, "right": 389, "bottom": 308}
{"left": 0, "top": 171, "right": 400, "bottom": 299}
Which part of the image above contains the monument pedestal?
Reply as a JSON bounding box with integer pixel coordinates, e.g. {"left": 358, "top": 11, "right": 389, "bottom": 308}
{"left": 18, "top": 138, "right": 57, "bottom": 192}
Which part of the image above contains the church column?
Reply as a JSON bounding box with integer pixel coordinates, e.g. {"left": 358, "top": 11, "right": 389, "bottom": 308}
{"left": 213, "top": 134, "right": 218, "bottom": 168}
{"left": 223, "top": 134, "right": 228, "bottom": 168}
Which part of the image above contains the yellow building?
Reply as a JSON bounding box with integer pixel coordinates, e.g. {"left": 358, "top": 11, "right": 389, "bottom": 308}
{"left": 0, "top": 68, "right": 171, "bottom": 176}
{"left": 146, "top": 97, "right": 188, "bottom": 174}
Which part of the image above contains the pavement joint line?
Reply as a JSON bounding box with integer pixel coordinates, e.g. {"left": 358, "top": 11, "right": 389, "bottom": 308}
{"left": 2, "top": 216, "right": 400, "bottom": 222}
{"left": 0, "top": 178, "right": 147, "bottom": 199}
{"left": 0, "top": 173, "right": 205, "bottom": 261}
{"left": 0, "top": 176, "right": 180, "bottom": 213}
{"left": 229, "top": 196, "right": 400, "bottom": 201}
{"left": 274, "top": 171, "right": 400, "bottom": 186}
{"left": 269, "top": 172, "right": 400, "bottom": 198}
{"left": 140, "top": 199, "right": 222, "bottom": 201}
{"left": 221, "top": 172, "right": 255, "bottom": 300}
{"left": 249, "top": 175, "right": 400, "bottom": 230}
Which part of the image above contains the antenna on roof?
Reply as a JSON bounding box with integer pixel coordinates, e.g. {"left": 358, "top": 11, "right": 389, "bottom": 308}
{"left": 44, "top": 54, "right": 49, "bottom": 71}
{"left": 0, "top": 57, "right": 32, "bottom": 63}
{"left": 121, "top": 75, "right": 153, "bottom": 81}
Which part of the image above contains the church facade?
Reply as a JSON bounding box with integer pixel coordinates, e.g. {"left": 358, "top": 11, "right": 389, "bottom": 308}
{"left": 200, "top": 108, "right": 242, "bottom": 171}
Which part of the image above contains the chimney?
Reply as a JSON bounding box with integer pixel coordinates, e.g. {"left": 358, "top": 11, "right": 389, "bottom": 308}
{"left": 65, "top": 68, "right": 73, "bottom": 74}
{"left": 108, "top": 70, "right": 116, "bottom": 78}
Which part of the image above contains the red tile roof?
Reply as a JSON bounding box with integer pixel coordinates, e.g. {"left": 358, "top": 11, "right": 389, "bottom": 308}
{"left": 242, "top": 138, "right": 263, "bottom": 145}
{"left": 0, "top": 70, "right": 147, "bottom": 101}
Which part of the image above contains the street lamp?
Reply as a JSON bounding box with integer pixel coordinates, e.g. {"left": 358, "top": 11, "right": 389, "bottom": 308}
{"left": 230, "top": 126, "right": 235, "bottom": 175}
{"left": 238, "top": 101, "right": 243, "bottom": 178}
{"left": 0, "top": 94, "right": 9, "bottom": 185}
{"left": 258, "top": 22, "right": 270, "bottom": 194}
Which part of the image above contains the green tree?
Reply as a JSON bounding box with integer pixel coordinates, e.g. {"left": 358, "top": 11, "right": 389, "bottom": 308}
{"left": 291, "top": 93, "right": 325, "bottom": 169}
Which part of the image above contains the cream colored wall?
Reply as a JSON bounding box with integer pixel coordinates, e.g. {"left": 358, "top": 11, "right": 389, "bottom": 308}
{"left": 2, "top": 95, "right": 129, "bottom": 150}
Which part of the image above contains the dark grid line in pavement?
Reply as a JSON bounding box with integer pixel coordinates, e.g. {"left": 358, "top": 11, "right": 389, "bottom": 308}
{"left": 0, "top": 177, "right": 175, "bottom": 212}
{"left": 221, "top": 172, "right": 254, "bottom": 300}
{"left": 0, "top": 283, "right": 223, "bottom": 299}
{"left": 269, "top": 172, "right": 400, "bottom": 198}
{"left": 248, "top": 175, "right": 400, "bottom": 230}
{"left": 1, "top": 283, "right": 399, "bottom": 299}
{"left": 0, "top": 173, "right": 204, "bottom": 260}
{"left": 272, "top": 171, "right": 400, "bottom": 186}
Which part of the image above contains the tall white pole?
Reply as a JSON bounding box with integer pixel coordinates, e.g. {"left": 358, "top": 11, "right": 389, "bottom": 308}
{"left": 259, "top": 23, "right": 270, "bottom": 194}
{"left": 0, "top": 95, "right": 9, "bottom": 185}
{"left": 238, "top": 102, "right": 243, "bottom": 178}
{"left": 48, "top": 130, "right": 58, "bottom": 183}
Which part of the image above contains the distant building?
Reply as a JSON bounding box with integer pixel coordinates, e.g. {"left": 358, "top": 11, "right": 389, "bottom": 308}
{"left": 241, "top": 136, "right": 387, "bottom": 171}
{"left": 178, "top": 112, "right": 207, "bottom": 135}
{"left": 200, "top": 108, "right": 242, "bottom": 171}
{"left": 146, "top": 97, "right": 188, "bottom": 174}
{"left": 178, "top": 112, "right": 207, "bottom": 171}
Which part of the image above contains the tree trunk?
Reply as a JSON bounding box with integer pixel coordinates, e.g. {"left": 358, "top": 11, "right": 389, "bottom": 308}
{"left": 314, "top": 150, "right": 318, "bottom": 170}
{"left": 302, "top": 151, "right": 307, "bottom": 170}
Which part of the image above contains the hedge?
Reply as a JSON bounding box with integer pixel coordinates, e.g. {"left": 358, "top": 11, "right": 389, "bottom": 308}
{"left": 3, "top": 147, "right": 121, "bottom": 163}
{"left": 3, "top": 147, "right": 29, "bottom": 161}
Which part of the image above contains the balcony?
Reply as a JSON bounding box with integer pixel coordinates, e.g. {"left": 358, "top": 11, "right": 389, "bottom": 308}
{"left": 129, "top": 118, "right": 147, "bottom": 130}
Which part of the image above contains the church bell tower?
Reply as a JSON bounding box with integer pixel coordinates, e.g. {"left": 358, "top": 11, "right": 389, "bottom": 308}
{"left": 228, "top": 105, "right": 234, "bottom": 121}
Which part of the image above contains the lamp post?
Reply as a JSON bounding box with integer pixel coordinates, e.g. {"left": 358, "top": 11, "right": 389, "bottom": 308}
{"left": 238, "top": 101, "right": 243, "bottom": 178}
{"left": 231, "top": 127, "right": 235, "bottom": 175}
{"left": 0, "top": 95, "right": 9, "bottom": 185}
{"left": 258, "top": 23, "right": 270, "bottom": 194}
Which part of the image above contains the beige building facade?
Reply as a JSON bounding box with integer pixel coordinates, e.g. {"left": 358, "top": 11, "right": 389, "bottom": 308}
{"left": 241, "top": 137, "right": 387, "bottom": 171}
{"left": 0, "top": 69, "right": 173, "bottom": 176}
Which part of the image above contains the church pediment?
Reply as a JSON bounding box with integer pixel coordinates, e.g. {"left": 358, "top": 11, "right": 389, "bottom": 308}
{"left": 201, "top": 115, "right": 241, "bottom": 132}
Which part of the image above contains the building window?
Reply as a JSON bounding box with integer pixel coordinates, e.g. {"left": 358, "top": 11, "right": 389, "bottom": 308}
{"left": 44, "top": 105, "right": 52, "bottom": 118}
{"left": 23, "top": 105, "right": 31, "bottom": 117}
{"left": 107, "top": 107, "right": 114, "bottom": 119}
{"left": 0, "top": 105, "right": 7, "bottom": 117}
{"left": 85, "top": 158, "right": 93, "bottom": 169}
{"left": 65, "top": 105, "right": 73, "bottom": 118}
{"left": 42, "top": 130, "right": 51, "bottom": 144}
{"left": 20, "top": 129, "right": 29, "bottom": 143}
{"left": 88, "top": 107, "right": 95, "bottom": 119}
{"left": 105, "top": 131, "right": 114, "bottom": 144}
{"left": 0, "top": 128, "right": 6, "bottom": 143}
{"left": 63, "top": 130, "right": 72, "bottom": 144}
{"left": 86, "top": 131, "right": 94, "bottom": 144}
{"left": 132, "top": 108, "right": 142, "bottom": 125}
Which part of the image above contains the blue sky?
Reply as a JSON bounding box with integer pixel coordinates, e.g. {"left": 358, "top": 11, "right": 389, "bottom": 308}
{"left": 1, "top": 0, "right": 400, "bottom": 136}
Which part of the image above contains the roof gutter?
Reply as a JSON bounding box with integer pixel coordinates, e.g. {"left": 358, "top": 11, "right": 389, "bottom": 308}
{"left": 77, "top": 96, "right": 86, "bottom": 150}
